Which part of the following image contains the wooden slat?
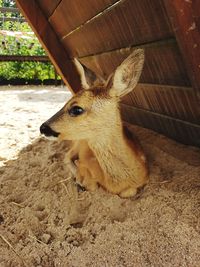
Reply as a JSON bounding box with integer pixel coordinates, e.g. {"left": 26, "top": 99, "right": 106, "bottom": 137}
{"left": 164, "top": 0, "right": 200, "bottom": 99}
{"left": 0, "top": 7, "right": 20, "bottom": 13}
{"left": 16, "top": 0, "right": 81, "bottom": 93}
{"left": 0, "top": 55, "right": 49, "bottom": 62}
{"left": 62, "top": 0, "right": 173, "bottom": 58}
{"left": 80, "top": 40, "right": 190, "bottom": 86}
{"left": 193, "top": 0, "right": 200, "bottom": 31}
{"left": 121, "top": 104, "right": 200, "bottom": 147}
{"left": 122, "top": 84, "right": 200, "bottom": 124}
{"left": 36, "top": 0, "right": 62, "bottom": 18}
{"left": 49, "top": 0, "right": 118, "bottom": 37}
{"left": 0, "top": 17, "right": 26, "bottom": 22}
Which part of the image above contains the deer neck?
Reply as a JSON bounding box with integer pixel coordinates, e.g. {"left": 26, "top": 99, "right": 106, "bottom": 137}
{"left": 88, "top": 112, "right": 133, "bottom": 180}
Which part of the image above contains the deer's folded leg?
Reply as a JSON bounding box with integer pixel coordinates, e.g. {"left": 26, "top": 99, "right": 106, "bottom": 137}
{"left": 119, "top": 187, "right": 137, "bottom": 198}
{"left": 66, "top": 160, "right": 77, "bottom": 176}
{"left": 75, "top": 160, "right": 98, "bottom": 191}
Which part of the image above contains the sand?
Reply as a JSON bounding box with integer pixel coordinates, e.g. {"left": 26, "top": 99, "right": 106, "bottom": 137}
{"left": 0, "top": 86, "right": 200, "bottom": 267}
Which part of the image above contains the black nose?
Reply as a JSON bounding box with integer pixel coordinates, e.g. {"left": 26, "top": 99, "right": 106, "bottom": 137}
{"left": 40, "top": 123, "right": 59, "bottom": 137}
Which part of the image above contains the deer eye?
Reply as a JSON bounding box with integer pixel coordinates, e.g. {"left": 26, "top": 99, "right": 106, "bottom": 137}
{"left": 68, "top": 106, "right": 85, "bottom": 117}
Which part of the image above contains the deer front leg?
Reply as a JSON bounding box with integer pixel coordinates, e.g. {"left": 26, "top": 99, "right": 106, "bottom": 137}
{"left": 66, "top": 160, "right": 77, "bottom": 177}
{"left": 101, "top": 176, "right": 139, "bottom": 198}
{"left": 118, "top": 187, "right": 137, "bottom": 198}
{"left": 65, "top": 142, "right": 79, "bottom": 177}
{"left": 74, "top": 160, "right": 98, "bottom": 191}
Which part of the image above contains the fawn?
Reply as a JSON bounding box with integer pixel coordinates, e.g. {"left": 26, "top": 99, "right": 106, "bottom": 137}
{"left": 40, "top": 49, "right": 148, "bottom": 198}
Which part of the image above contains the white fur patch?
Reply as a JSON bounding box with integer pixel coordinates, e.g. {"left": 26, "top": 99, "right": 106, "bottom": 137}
{"left": 41, "top": 134, "right": 58, "bottom": 141}
{"left": 74, "top": 58, "right": 89, "bottom": 89}
{"left": 110, "top": 49, "right": 144, "bottom": 97}
{"left": 113, "top": 74, "right": 127, "bottom": 92}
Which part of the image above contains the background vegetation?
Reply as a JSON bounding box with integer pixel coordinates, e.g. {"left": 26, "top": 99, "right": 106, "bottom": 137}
{"left": 0, "top": 0, "right": 59, "bottom": 82}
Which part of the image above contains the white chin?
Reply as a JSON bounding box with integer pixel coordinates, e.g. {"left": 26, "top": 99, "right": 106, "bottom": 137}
{"left": 41, "top": 135, "right": 58, "bottom": 141}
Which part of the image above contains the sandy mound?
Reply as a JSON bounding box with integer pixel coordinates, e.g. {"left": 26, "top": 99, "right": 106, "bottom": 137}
{"left": 0, "top": 86, "right": 200, "bottom": 267}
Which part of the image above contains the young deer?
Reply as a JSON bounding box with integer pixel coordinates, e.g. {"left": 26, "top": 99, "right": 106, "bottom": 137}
{"left": 40, "top": 49, "right": 148, "bottom": 198}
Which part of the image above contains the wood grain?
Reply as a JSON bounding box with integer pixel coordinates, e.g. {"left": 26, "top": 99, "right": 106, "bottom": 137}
{"left": 164, "top": 0, "right": 200, "bottom": 99}
{"left": 121, "top": 104, "right": 200, "bottom": 147}
{"left": 62, "top": 0, "right": 173, "bottom": 57}
{"left": 49, "top": 0, "right": 117, "bottom": 37}
{"left": 36, "top": 0, "right": 62, "bottom": 18}
{"left": 80, "top": 40, "right": 190, "bottom": 86}
{"left": 122, "top": 84, "right": 200, "bottom": 124}
{"left": 16, "top": 0, "right": 81, "bottom": 93}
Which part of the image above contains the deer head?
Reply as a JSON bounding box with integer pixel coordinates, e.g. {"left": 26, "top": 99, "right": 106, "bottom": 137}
{"left": 40, "top": 49, "right": 144, "bottom": 141}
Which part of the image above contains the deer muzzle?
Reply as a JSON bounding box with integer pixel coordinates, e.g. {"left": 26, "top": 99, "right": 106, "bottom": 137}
{"left": 40, "top": 123, "right": 60, "bottom": 138}
{"left": 40, "top": 107, "right": 64, "bottom": 139}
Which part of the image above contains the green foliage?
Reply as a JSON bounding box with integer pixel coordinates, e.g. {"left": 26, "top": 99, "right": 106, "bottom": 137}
{"left": 0, "top": 61, "right": 56, "bottom": 80}
{"left": 0, "top": 0, "right": 59, "bottom": 81}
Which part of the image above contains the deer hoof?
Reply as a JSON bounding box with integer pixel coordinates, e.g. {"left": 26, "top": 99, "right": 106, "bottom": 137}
{"left": 119, "top": 187, "right": 137, "bottom": 198}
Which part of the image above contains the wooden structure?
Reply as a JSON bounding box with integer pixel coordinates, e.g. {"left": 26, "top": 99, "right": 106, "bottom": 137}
{"left": 0, "top": 55, "right": 49, "bottom": 62}
{"left": 16, "top": 0, "right": 200, "bottom": 147}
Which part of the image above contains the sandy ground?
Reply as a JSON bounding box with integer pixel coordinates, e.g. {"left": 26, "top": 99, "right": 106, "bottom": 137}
{"left": 0, "top": 86, "right": 200, "bottom": 267}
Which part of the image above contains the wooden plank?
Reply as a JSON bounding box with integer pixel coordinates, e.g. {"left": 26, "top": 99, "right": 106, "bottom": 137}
{"left": 49, "top": 0, "right": 118, "bottom": 37}
{"left": 0, "top": 17, "right": 26, "bottom": 22}
{"left": 0, "top": 7, "right": 20, "bottom": 13}
{"left": 62, "top": 0, "right": 173, "bottom": 57}
{"left": 121, "top": 104, "right": 200, "bottom": 147}
{"left": 16, "top": 0, "right": 81, "bottom": 93}
{"left": 0, "top": 55, "right": 49, "bottom": 62}
{"left": 164, "top": 0, "right": 200, "bottom": 99}
{"left": 193, "top": 0, "right": 200, "bottom": 32}
{"left": 80, "top": 40, "right": 191, "bottom": 86}
{"left": 36, "top": 0, "right": 62, "bottom": 18}
{"left": 122, "top": 84, "right": 200, "bottom": 124}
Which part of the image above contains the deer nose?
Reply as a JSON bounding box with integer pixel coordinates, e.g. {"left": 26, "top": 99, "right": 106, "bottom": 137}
{"left": 40, "top": 123, "right": 59, "bottom": 137}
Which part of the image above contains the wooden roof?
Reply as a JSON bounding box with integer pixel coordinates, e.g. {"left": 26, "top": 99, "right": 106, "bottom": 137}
{"left": 16, "top": 0, "right": 200, "bottom": 146}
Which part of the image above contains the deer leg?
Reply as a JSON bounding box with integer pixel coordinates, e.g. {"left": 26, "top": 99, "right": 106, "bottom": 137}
{"left": 100, "top": 176, "right": 139, "bottom": 198}
{"left": 66, "top": 160, "right": 77, "bottom": 176}
{"left": 75, "top": 160, "right": 98, "bottom": 191}
{"left": 65, "top": 144, "right": 79, "bottom": 177}
{"left": 118, "top": 187, "right": 137, "bottom": 198}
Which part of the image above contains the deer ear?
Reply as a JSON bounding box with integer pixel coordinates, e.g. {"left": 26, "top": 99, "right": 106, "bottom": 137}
{"left": 107, "top": 49, "right": 144, "bottom": 98}
{"left": 74, "top": 58, "right": 104, "bottom": 89}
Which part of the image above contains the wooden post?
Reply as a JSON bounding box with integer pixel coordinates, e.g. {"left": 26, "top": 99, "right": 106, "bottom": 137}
{"left": 16, "top": 0, "right": 81, "bottom": 93}
{"left": 54, "top": 67, "right": 58, "bottom": 86}
{"left": 164, "top": 0, "right": 200, "bottom": 101}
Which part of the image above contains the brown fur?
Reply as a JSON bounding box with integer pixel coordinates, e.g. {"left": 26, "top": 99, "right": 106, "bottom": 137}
{"left": 41, "top": 49, "right": 149, "bottom": 198}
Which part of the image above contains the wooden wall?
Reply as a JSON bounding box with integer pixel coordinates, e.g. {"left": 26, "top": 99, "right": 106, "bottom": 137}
{"left": 16, "top": 0, "right": 200, "bottom": 147}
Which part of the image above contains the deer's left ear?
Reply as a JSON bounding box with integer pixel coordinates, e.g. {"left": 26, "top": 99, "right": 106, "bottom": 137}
{"left": 107, "top": 49, "right": 144, "bottom": 98}
{"left": 74, "top": 58, "right": 104, "bottom": 89}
